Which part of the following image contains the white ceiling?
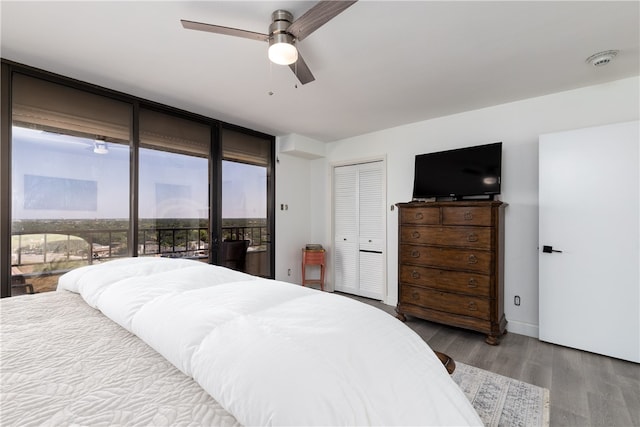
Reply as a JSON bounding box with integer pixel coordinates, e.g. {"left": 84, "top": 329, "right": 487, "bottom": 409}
{"left": 1, "top": 1, "right": 639, "bottom": 142}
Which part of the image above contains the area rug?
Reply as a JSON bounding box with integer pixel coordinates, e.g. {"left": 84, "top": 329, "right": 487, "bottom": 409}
{"left": 452, "top": 363, "right": 550, "bottom": 427}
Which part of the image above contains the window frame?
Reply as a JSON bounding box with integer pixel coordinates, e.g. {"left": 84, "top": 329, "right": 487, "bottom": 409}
{"left": 0, "top": 60, "right": 276, "bottom": 297}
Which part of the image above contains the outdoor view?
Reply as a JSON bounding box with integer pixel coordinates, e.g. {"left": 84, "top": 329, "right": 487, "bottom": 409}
{"left": 10, "top": 126, "right": 268, "bottom": 294}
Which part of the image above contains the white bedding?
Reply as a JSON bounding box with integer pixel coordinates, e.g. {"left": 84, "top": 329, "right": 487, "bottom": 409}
{"left": 57, "top": 257, "right": 482, "bottom": 426}
{"left": 0, "top": 290, "right": 240, "bottom": 426}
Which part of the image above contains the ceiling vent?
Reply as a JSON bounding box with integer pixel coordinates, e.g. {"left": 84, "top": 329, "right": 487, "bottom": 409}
{"left": 586, "top": 50, "right": 619, "bottom": 67}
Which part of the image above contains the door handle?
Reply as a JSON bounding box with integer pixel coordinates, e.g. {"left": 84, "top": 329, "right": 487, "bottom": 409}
{"left": 542, "top": 245, "right": 563, "bottom": 253}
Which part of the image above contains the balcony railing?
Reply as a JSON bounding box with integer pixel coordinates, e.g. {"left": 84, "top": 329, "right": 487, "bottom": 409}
{"left": 10, "top": 224, "right": 271, "bottom": 294}
{"left": 139, "top": 227, "right": 209, "bottom": 259}
{"left": 11, "top": 225, "right": 268, "bottom": 271}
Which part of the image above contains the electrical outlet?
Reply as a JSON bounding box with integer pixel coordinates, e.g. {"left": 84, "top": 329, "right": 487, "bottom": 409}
{"left": 514, "top": 295, "right": 521, "bottom": 306}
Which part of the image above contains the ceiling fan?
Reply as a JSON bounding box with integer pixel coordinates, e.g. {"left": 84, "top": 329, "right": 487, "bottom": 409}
{"left": 181, "top": 1, "right": 357, "bottom": 85}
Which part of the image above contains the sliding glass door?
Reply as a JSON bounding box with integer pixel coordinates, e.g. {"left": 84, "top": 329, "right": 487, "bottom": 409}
{"left": 10, "top": 73, "right": 131, "bottom": 294}
{"left": 138, "top": 108, "right": 211, "bottom": 261}
{"left": 221, "top": 127, "right": 274, "bottom": 277}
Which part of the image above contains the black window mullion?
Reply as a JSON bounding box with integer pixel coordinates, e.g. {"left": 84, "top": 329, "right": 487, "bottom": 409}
{"left": 0, "top": 63, "right": 12, "bottom": 298}
{"left": 130, "top": 100, "right": 140, "bottom": 257}
{"left": 210, "top": 123, "right": 222, "bottom": 265}
{"left": 268, "top": 134, "right": 276, "bottom": 278}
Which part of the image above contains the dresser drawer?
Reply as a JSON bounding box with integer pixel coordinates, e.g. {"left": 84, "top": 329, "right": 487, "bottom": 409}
{"left": 400, "top": 226, "right": 492, "bottom": 250}
{"left": 400, "top": 244, "right": 492, "bottom": 273}
{"left": 442, "top": 207, "right": 492, "bottom": 226}
{"left": 400, "top": 285, "right": 490, "bottom": 320}
{"left": 400, "top": 207, "right": 440, "bottom": 225}
{"left": 399, "top": 264, "right": 490, "bottom": 296}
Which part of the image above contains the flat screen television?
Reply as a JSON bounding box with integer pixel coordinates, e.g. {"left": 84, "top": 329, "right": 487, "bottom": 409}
{"left": 412, "top": 142, "right": 502, "bottom": 200}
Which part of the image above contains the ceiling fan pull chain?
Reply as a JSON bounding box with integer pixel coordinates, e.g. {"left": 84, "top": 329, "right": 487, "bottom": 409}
{"left": 268, "top": 61, "right": 274, "bottom": 96}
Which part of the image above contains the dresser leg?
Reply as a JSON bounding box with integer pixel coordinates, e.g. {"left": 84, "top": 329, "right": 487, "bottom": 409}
{"left": 485, "top": 334, "right": 499, "bottom": 345}
{"left": 395, "top": 308, "right": 406, "bottom": 322}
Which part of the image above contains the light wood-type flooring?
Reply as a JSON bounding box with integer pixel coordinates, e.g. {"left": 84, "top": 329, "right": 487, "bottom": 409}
{"left": 343, "top": 293, "right": 640, "bottom": 427}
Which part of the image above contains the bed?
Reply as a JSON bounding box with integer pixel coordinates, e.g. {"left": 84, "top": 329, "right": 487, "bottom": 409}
{"left": 1, "top": 257, "right": 482, "bottom": 426}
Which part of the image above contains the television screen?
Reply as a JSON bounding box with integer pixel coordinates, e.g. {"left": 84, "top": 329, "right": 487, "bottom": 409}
{"left": 412, "top": 142, "right": 502, "bottom": 200}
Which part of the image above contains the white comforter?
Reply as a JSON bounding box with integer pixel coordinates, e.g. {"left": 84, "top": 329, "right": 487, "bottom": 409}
{"left": 58, "top": 257, "right": 482, "bottom": 426}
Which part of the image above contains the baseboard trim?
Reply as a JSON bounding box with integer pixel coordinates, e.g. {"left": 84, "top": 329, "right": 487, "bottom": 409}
{"left": 507, "top": 320, "right": 539, "bottom": 338}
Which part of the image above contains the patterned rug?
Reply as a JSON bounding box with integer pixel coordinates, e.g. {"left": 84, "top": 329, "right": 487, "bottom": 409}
{"left": 452, "top": 363, "right": 550, "bottom": 427}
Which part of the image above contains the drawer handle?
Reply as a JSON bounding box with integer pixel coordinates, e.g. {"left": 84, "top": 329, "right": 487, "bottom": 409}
{"left": 411, "top": 250, "right": 420, "bottom": 258}
{"left": 415, "top": 212, "right": 424, "bottom": 220}
{"left": 411, "top": 231, "right": 420, "bottom": 239}
{"left": 467, "top": 255, "right": 478, "bottom": 264}
{"left": 411, "top": 291, "right": 420, "bottom": 301}
{"left": 468, "top": 278, "right": 478, "bottom": 288}
{"left": 411, "top": 270, "right": 420, "bottom": 279}
{"left": 467, "top": 233, "right": 478, "bottom": 242}
{"left": 467, "top": 302, "right": 478, "bottom": 311}
{"left": 463, "top": 211, "right": 473, "bottom": 220}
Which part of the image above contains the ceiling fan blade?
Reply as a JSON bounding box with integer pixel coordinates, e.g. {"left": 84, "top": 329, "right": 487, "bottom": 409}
{"left": 288, "top": 53, "right": 315, "bottom": 85}
{"left": 287, "top": 1, "right": 357, "bottom": 42}
{"left": 180, "top": 19, "right": 269, "bottom": 42}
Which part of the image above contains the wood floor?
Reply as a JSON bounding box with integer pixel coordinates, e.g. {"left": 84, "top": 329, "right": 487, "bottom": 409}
{"left": 344, "top": 294, "right": 640, "bottom": 427}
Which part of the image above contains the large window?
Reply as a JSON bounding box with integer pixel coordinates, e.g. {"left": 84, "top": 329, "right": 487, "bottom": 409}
{"left": 10, "top": 73, "right": 131, "bottom": 294}
{"left": 138, "top": 108, "right": 210, "bottom": 260}
{"left": 221, "top": 127, "right": 273, "bottom": 278}
{"left": 1, "top": 63, "right": 275, "bottom": 297}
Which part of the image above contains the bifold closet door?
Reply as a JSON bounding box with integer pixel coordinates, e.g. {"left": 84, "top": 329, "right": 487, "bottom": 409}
{"left": 357, "top": 161, "right": 385, "bottom": 299}
{"left": 333, "top": 161, "right": 385, "bottom": 299}
{"left": 334, "top": 165, "right": 358, "bottom": 295}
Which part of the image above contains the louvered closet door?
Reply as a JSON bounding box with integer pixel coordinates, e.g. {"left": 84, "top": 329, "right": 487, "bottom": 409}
{"left": 333, "top": 165, "right": 358, "bottom": 294}
{"left": 333, "top": 161, "right": 385, "bottom": 299}
{"left": 358, "top": 162, "right": 384, "bottom": 299}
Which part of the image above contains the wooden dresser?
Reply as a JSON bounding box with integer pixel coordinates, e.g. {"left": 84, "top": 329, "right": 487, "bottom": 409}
{"left": 396, "top": 201, "right": 507, "bottom": 344}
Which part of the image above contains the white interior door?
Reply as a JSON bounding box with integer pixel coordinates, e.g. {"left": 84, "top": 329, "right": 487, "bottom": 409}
{"left": 539, "top": 121, "right": 639, "bottom": 362}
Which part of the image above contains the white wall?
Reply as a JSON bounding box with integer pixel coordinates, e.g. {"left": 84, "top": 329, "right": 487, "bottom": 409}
{"left": 274, "top": 148, "right": 313, "bottom": 284}
{"left": 276, "top": 76, "right": 639, "bottom": 337}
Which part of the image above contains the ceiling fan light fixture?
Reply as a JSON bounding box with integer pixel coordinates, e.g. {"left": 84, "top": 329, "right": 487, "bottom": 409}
{"left": 180, "top": 2, "right": 358, "bottom": 84}
{"left": 268, "top": 33, "right": 298, "bottom": 65}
